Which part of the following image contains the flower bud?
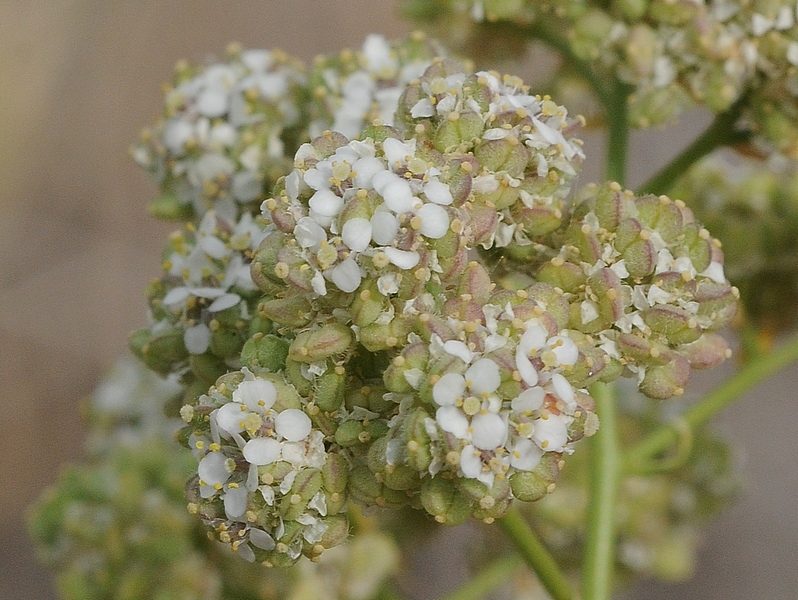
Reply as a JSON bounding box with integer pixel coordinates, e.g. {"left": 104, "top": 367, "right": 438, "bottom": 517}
{"left": 280, "top": 468, "right": 324, "bottom": 521}
{"left": 404, "top": 408, "right": 434, "bottom": 473}
{"left": 288, "top": 323, "right": 354, "bottom": 363}
{"left": 240, "top": 333, "right": 290, "bottom": 371}
{"left": 639, "top": 354, "right": 691, "bottom": 399}
{"left": 258, "top": 295, "right": 314, "bottom": 328}
{"left": 359, "top": 318, "right": 412, "bottom": 353}
{"left": 642, "top": 304, "right": 702, "bottom": 345}
{"left": 313, "top": 368, "right": 346, "bottom": 412}
{"left": 509, "top": 453, "right": 560, "bottom": 502}
{"left": 678, "top": 333, "right": 731, "bottom": 370}
{"left": 420, "top": 477, "right": 475, "bottom": 525}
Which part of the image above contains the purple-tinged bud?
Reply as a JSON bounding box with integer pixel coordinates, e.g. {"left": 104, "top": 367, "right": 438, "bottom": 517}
{"left": 617, "top": 333, "right": 672, "bottom": 366}
{"left": 420, "top": 477, "right": 474, "bottom": 525}
{"left": 258, "top": 295, "right": 313, "bottom": 328}
{"left": 639, "top": 354, "right": 691, "bottom": 399}
{"left": 288, "top": 323, "right": 354, "bottom": 363}
{"left": 510, "top": 204, "right": 563, "bottom": 239}
{"left": 444, "top": 159, "right": 475, "bottom": 206}
{"left": 566, "top": 220, "right": 603, "bottom": 265}
{"left": 678, "top": 332, "right": 732, "bottom": 370}
{"left": 616, "top": 219, "right": 657, "bottom": 278}
{"left": 642, "top": 304, "right": 702, "bottom": 345}
{"left": 308, "top": 130, "right": 350, "bottom": 160}
{"left": 468, "top": 203, "right": 500, "bottom": 247}
{"left": 438, "top": 247, "right": 470, "bottom": 284}
{"left": 316, "top": 514, "right": 350, "bottom": 551}
{"left": 527, "top": 283, "right": 571, "bottom": 330}
{"left": 694, "top": 280, "right": 738, "bottom": 330}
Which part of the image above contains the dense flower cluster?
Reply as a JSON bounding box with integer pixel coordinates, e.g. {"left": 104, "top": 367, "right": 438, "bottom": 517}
{"left": 126, "top": 39, "right": 737, "bottom": 567}
{"left": 404, "top": 0, "right": 798, "bottom": 133}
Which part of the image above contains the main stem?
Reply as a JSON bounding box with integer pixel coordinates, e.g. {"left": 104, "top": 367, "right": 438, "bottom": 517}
{"left": 605, "top": 80, "right": 630, "bottom": 185}
{"left": 437, "top": 555, "right": 521, "bottom": 600}
{"left": 498, "top": 507, "right": 574, "bottom": 600}
{"left": 625, "top": 331, "right": 798, "bottom": 469}
{"left": 582, "top": 382, "right": 621, "bottom": 600}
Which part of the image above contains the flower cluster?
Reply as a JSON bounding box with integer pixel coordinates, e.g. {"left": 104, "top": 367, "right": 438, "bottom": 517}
{"left": 130, "top": 46, "right": 736, "bottom": 566}
{"left": 404, "top": 0, "right": 798, "bottom": 133}
{"left": 132, "top": 45, "right": 308, "bottom": 222}
{"left": 129, "top": 210, "right": 271, "bottom": 399}
{"left": 672, "top": 148, "right": 798, "bottom": 334}
{"left": 29, "top": 358, "right": 400, "bottom": 599}
{"left": 526, "top": 182, "right": 737, "bottom": 399}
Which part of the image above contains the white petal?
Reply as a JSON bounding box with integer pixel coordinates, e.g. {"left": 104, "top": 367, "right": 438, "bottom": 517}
{"left": 515, "top": 352, "right": 539, "bottom": 387}
{"left": 308, "top": 189, "right": 344, "bottom": 217}
{"left": 410, "top": 98, "right": 435, "bottom": 118}
{"left": 208, "top": 293, "right": 241, "bottom": 313}
{"left": 532, "top": 413, "right": 568, "bottom": 452}
{"left": 460, "top": 445, "right": 483, "bottom": 479}
{"left": 275, "top": 408, "right": 312, "bottom": 442}
{"left": 520, "top": 325, "right": 547, "bottom": 354}
{"left": 470, "top": 412, "right": 507, "bottom": 450}
{"left": 436, "top": 406, "right": 469, "bottom": 439}
{"left": 465, "top": 358, "right": 501, "bottom": 395}
{"left": 233, "top": 378, "right": 277, "bottom": 412}
{"left": 331, "top": 257, "right": 362, "bottom": 292}
{"left": 423, "top": 179, "right": 453, "bottom": 205}
{"left": 215, "top": 403, "right": 247, "bottom": 434}
{"left": 370, "top": 211, "right": 400, "bottom": 245}
{"left": 236, "top": 542, "right": 256, "bottom": 562}
{"left": 353, "top": 157, "right": 386, "bottom": 189}
{"left": 416, "top": 203, "right": 450, "bottom": 239}
{"left": 549, "top": 374, "right": 575, "bottom": 407}
{"left": 384, "top": 247, "right": 420, "bottom": 270}
{"left": 249, "top": 528, "right": 276, "bottom": 551}
{"left": 184, "top": 323, "right": 211, "bottom": 355}
{"left": 294, "top": 217, "right": 328, "bottom": 248}
{"left": 511, "top": 387, "right": 545, "bottom": 414}
{"left": 432, "top": 373, "right": 466, "bottom": 406}
{"left": 311, "top": 270, "right": 327, "bottom": 295}
{"left": 511, "top": 438, "right": 543, "bottom": 470}
{"left": 443, "top": 340, "right": 473, "bottom": 363}
{"left": 196, "top": 88, "right": 229, "bottom": 117}
{"left": 243, "top": 437, "right": 282, "bottom": 465}
{"left": 224, "top": 486, "right": 248, "bottom": 519}
{"left": 341, "top": 218, "right": 373, "bottom": 252}
{"left": 550, "top": 336, "right": 579, "bottom": 366}
{"left": 162, "top": 286, "right": 192, "bottom": 307}
{"left": 198, "top": 451, "right": 231, "bottom": 486}
{"left": 381, "top": 178, "right": 416, "bottom": 214}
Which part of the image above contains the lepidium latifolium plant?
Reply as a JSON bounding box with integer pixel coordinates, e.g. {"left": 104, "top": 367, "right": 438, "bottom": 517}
{"left": 28, "top": 4, "right": 798, "bottom": 598}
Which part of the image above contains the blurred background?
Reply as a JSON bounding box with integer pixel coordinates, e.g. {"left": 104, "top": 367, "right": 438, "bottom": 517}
{"left": 1, "top": 2, "right": 795, "bottom": 598}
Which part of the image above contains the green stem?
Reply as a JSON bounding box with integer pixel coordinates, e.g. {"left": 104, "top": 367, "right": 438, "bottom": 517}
{"left": 625, "top": 331, "right": 798, "bottom": 469}
{"left": 637, "top": 96, "right": 750, "bottom": 195}
{"left": 437, "top": 555, "right": 522, "bottom": 600}
{"left": 582, "top": 382, "right": 621, "bottom": 600}
{"left": 498, "top": 506, "right": 574, "bottom": 600}
{"left": 605, "top": 80, "right": 631, "bottom": 185}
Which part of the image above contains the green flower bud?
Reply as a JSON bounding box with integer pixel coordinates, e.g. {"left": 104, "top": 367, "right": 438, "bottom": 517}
{"left": 420, "top": 477, "right": 474, "bottom": 525}
{"left": 359, "top": 318, "right": 412, "bottom": 353}
{"left": 240, "top": 333, "right": 290, "bottom": 371}
{"left": 208, "top": 327, "right": 246, "bottom": 359}
{"left": 537, "top": 259, "right": 587, "bottom": 294}
{"left": 509, "top": 453, "right": 561, "bottom": 502}
{"left": 642, "top": 304, "right": 702, "bottom": 345}
{"left": 129, "top": 327, "right": 188, "bottom": 375}
{"left": 188, "top": 353, "right": 228, "bottom": 386}
{"left": 313, "top": 367, "right": 346, "bottom": 412}
{"left": 288, "top": 323, "right": 354, "bottom": 363}
{"left": 258, "top": 295, "right": 314, "bottom": 328}
{"left": 404, "top": 408, "right": 434, "bottom": 473}
{"left": 434, "top": 110, "right": 485, "bottom": 152}
{"left": 335, "top": 420, "right": 367, "bottom": 447}
{"left": 636, "top": 195, "right": 684, "bottom": 243}
{"left": 351, "top": 284, "right": 387, "bottom": 328}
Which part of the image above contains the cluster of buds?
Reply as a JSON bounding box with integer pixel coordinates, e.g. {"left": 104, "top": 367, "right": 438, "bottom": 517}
{"left": 29, "top": 358, "right": 400, "bottom": 599}
{"left": 127, "top": 39, "right": 737, "bottom": 567}
{"left": 131, "top": 44, "right": 308, "bottom": 222}
{"left": 672, "top": 148, "right": 798, "bottom": 333}
{"left": 404, "top": 0, "right": 798, "bottom": 133}
{"left": 525, "top": 182, "right": 737, "bottom": 399}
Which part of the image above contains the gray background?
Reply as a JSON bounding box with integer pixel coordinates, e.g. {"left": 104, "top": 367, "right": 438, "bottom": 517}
{"left": 1, "top": 2, "right": 795, "bottom": 598}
